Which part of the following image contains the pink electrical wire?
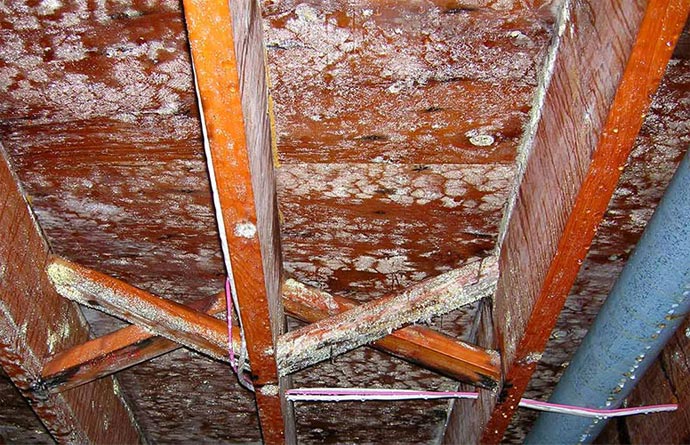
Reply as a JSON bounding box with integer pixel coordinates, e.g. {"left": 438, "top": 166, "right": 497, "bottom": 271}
{"left": 286, "top": 388, "right": 677, "bottom": 419}
{"left": 224, "top": 277, "right": 676, "bottom": 415}
{"left": 225, "top": 278, "right": 254, "bottom": 391}
{"left": 225, "top": 274, "right": 677, "bottom": 414}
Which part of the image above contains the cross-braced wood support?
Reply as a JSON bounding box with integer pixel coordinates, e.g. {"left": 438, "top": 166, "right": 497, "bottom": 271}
{"left": 42, "top": 258, "right": 500, "bottom": 393}
{"left": 277, "top": 256, "right": 498, "bottom": 375}
{"left": 46, "top": 256, "right": 499, "bottom": 387}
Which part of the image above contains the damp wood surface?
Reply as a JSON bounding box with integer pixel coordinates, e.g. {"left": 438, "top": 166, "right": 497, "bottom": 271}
{"left": 0, "top": 0, "right": 555, "bottom": 441}
{"left": 0, "top": 1, "right": 222, "bottom": 308}
{"left": 263, "top": 0, "right": 556, "bottom": 165}
{"left": 461, "top": 1, "right": 689, "bottom": 443}
{"left": 503, "top": 25, "right": 690, "bottom": 443}
{"left": 268, "top": 0, "right": 558, "bottom": 309}
{"left": 3, "top": 0, "right": 657, "bottom": 443}
{"left": 0, "top": 149, "right": 142, "bottom": 443}
{"left": 3, "top": 0, "right": 686, "bottom": 443}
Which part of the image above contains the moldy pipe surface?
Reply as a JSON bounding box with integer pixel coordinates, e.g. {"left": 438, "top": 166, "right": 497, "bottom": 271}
{"left": 525, "top": 150, "right": 690, "bottom": 445}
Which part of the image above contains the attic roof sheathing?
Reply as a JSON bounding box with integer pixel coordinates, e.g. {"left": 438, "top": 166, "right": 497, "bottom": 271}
{"left": 0, "top": 0, "right": 689, "bottom": 444}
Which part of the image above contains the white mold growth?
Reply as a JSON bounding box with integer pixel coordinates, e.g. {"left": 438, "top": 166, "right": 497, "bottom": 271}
{"left": 260, "top": 384, "right": 279, "bottom": 396}
{"left": 469, "top": 134, "right": 495, "bottom": 147}
{"left": 234, "top": 222, "right": 257, "bottom": 239}
{"left": 54, "top": 36, "right": 87, "bottom": 61}
{"left": 37, "top": 0, "right": 63, "bottom": 16}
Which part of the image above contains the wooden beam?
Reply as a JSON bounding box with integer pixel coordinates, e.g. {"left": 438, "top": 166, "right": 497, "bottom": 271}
{"left": 444, "top": 1, "right": 690, "bottom": 443}
{"left": 282, "top": 278, "right": 500, "bottom": 389}
{"left": 42, "top": 259, "right": 500, "bottom": 392}
{"left": 41, "top": 291, "right": 235, "bottom": 393}
{"left": 47, "top": 256, "right": 498, "bottom": 382}
{"left": 48, "top": 257, "right": 234, "bottom": 363}
{"left": 0, "top": 149, "right": 143, "bottom": 443}
{"left": 276, "top": 256, "right": 498, "bottom": 375}
{"left": 182, "top": 0, "right": 290, "bottom": 442}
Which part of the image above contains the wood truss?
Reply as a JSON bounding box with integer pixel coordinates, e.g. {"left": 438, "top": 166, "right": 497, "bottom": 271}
{"left": 0, "top": 0, "right": 687, "bottom": 444}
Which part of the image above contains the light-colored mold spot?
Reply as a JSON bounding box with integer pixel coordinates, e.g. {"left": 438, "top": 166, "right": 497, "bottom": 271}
{"left": 55, "top": 38, "right": 87, "bottom": 62}
{"left": 410, "top": 271, "right": 427, "bottom": 281}
{"left": 234, "top": 222, "right": 257, "bottom": 239}
{"left": 443, "top": 179, "right": 466, "bottom": 197}
{"left": 46, "top": 318, "right": 72, "bottom": 354}
{"left": 468, "top": 134, "right": 495, "bottom": 147}
{"left": 387, "top": 81, "right": 405, "bottom": 94}
{"left": 353, "top": 255, "right": 376, "bottom": 271}
{"left": 0, "top": 66, "right": 20, "bottom": 90}
{"left": 62, "top": 194, "right": 128, "bottom": 221}
{"left": 375, "top": 255, "right": 410, "bottom": 274}
{"left": 260, "top": 384, "right": 279, "bottom": 396}
{"left": 294, "top": 4, "right": 321, "bottom": 23}
{"left": 441, "top": 196, "right": 460, "bottom": 208}
{"left": 37, "top": 0, "right": 63, "bottom": 16}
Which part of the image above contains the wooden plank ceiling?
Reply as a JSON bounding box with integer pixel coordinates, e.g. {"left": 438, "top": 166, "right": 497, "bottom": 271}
{"left": 0, "top": 0, "right": 688, "bottom": 443}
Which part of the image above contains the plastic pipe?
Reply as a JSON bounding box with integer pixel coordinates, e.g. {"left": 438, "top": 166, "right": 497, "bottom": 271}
{"left": 525, "top": 150, "right": 690, "bottom": 444}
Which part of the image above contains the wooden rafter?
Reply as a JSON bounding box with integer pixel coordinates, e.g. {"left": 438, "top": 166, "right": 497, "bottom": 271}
{"left": 41, "top": 260, "right": 500, "bottom": 393}
{"left": 40, "top": 291, "right": 232, "bottom": 393}
{"left": 0, "top": 149, "right": 143, "bottom": 443}
{"left": 46, "top": 256, "right": 499, "bottom": 384}
{"left": 444, "top": 1, "right": 690, "bottom": 443}
{"left": 181, "top": 0, "right": 291, "bottom": 442}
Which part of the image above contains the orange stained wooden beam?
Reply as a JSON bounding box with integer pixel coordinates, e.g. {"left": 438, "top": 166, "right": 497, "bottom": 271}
{"left": 443, "top": 1, "right": 690, "bottom": 444}
{"left": 0, "top": 149, "right": 143, "bottom": 443}
{"left": 41, "top": 258, "right": 500, "bottom": 393}
{"left": 182, "top": 0, "right": 291, "bottom": 442}
{"left": 40, "top": 290, "right": 236, "bottom": 394}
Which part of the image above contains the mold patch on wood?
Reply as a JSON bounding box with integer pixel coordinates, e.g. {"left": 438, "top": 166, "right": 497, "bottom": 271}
{"left": 278, "top": 163, "right": 512, "bottom": 309}
{"left": 0, "top": 0, "right": 562, "bottom": 442}
{"left": 278, "top": 256, "right": 498, "bottom": 375}
{"left": 263, "top": 0, "right": 557, "bottom": 164}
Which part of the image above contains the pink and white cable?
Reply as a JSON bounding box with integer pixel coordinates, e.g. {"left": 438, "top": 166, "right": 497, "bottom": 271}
{"left": 286, "top": 388, "right": 677, "bottom": 419}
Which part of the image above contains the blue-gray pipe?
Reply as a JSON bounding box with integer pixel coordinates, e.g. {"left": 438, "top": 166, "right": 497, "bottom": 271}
{"left": 525, "top": 149, "right": 690, "bottom": 445}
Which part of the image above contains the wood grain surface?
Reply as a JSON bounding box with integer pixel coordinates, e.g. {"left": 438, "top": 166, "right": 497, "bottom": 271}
{"left": 0, "top": 148, "right": 142, "bottom": 443}
{"left": 444, "top": 1, "right": 689, "bottom": 443}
